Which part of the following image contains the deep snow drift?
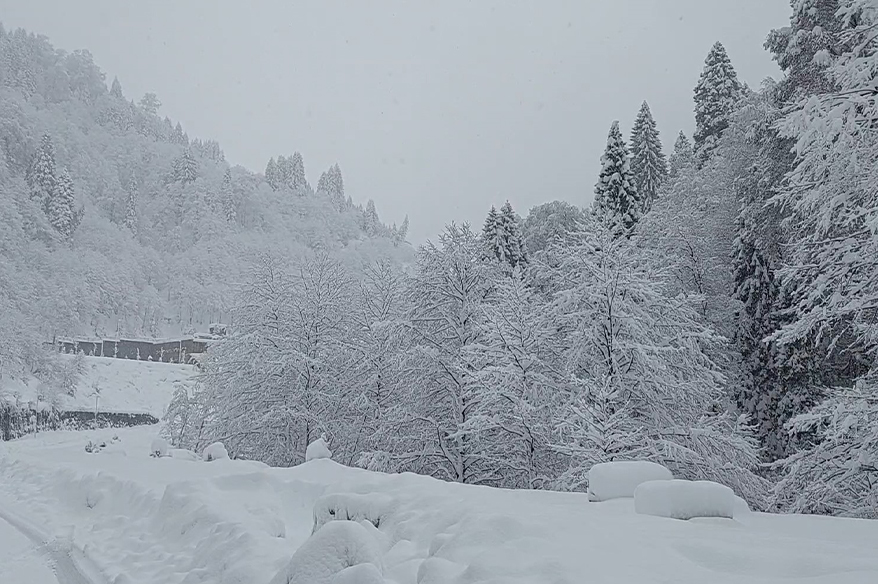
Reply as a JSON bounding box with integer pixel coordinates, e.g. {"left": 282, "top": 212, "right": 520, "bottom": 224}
{"left": 2, "top": 426, "right": 878, "bottom": 584}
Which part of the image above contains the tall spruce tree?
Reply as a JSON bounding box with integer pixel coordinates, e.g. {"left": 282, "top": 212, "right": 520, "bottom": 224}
{"left": 110, "top": 76, "right": 123, "bottom": 99}
{"left": 26, "top": 134, "right": 57, "bottom": 206}
{"left": 49, "top": 168, "right": 80, "bottom": 238}
{"left": 291, "top": 151, "right": 307, "bottom": 192}
{"left": 693, "top": 42, "right": 743, "bottom": 162}
{"left": 629, "top": 101, "right": 667, "bottom": 213}
{"left": 124, "top": 174, "right": 138, "bottom": 235}
{"left": 173, "top": 149, "right": 197, "bottom": 185}
{"left": 483, "top": 203, "right": 527, "bottom": 269}
{"left": 265, "top": 157, "right": 279, "bottom": 190}
{"left": 593, "top": 121, "right": 640, "bottom": 235}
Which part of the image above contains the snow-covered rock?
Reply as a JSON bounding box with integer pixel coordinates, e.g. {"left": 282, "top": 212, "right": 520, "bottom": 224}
{"left": 150, "top": 437, "right": 170, "bottom": 458}
{"left": 306, "top": 437, "right": 333, "bottom": 462}
{"left": 313, "top": 492, "right": 394, "bottom": 534}
{"left": 587, "top": 461, "right": 673, "bottom": 501}
{"left": 634, "top": 479, "right": 736, "bottom": 520}
{"left": 202, "top": 442, "right": 229, "bottom": 462}
{"left": 268, "top": 520, "right": 383, "bottom": 584}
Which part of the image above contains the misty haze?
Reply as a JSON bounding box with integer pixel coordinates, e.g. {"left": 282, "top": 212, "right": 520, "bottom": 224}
{"left": 0, "top": 1, "right": 877, "bottom": 583}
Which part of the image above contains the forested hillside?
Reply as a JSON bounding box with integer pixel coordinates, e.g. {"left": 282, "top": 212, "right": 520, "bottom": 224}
{"left": 0, "top": 24, "right": 412, "bottom": 380}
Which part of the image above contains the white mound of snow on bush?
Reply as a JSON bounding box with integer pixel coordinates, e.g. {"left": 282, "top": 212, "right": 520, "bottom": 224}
{"left": 634, "top": 479, "right": 736, "bottom": 520}
{"left": 150, "top": 437, "right": 169, "bottom": 458}
{"left": 306, "top": 437, "right": 333, "bottom": 462}
{"left": 313, "top": 492, "right": 394, "bottom": 534}
{"left": 168, "top": 447, "right": 200, "bottom": 461}
{"left": 268, "top": 520, "right": 383, "bottom": 584}
{"left": 587, "top": 460, "right": 673, "bottom": 501}
{"left": 330, "top": 563, "right": 385, "bottom": 584}
{"left": 202, "top": 442, "right": 229, "bottom": 462}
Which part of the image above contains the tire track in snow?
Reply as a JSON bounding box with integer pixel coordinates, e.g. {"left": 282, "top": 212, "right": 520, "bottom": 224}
{"left": 0, "top": 504, "right": 108, "bottom": 584}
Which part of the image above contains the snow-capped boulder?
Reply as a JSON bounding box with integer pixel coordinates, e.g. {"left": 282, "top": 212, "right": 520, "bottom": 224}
{"left": 150, "top": 437, "right": 170, "bottom": 458}
{"left": 306, "top": 437, "right": 333, "bottom": 462}
{"left": 268, "top": 520, "right": 383, "bottom": 584}
{"left": 587, "top": 461, "right": 673, "bottom": 501}
{"left": 202, "top": 442, "right": 229, "bottom": 462}
{"left": 634, "top": 479, "right": 735, "bottom": 520}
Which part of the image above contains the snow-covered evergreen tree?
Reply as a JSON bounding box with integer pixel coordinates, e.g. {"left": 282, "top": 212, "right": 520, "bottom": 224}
{"left": 221, "top": 168, "right": 237, "bottom": 223}
{"left": 290, "top": 151, "right": 307, "bottom": 192}
{"left": 265, "top": 157, "right": 279, "bottom": 190}
{"left": 172, "top": 149, "right": 197, "bottom": 184}
{"left": 26, "top": 134, "right": 56, "bottom": 205}
{"left": 110, "top": 76, "right": 123, "bottom": 99}
{"left": 364, "top": 199, "right": 380, "bottom": 236}
{"left": 139, "top": 92, "right": 161, "bottom": 116}
{"left": 593, "top": 121, "right": 641, "bottom": 236}
{"left": 693, "top": 42, "right": 743, "bottom": 162}
{"left": 629, "top": 101, "right": 667, "bottom": 213}
{"left": 47, "top": 167, "right": 80, "bottom": 239}
{"left": 277, "top": 155, "right": 293, "bottom": 189}
{"left": 483, "top": 202, "right": 527, "bottom": 268}
{"left": 124, "top": 175, "right": 138, "bottom": 235}
{"left": 318, "top": 164, "right": 346, "bottom": 211}
{"left": 667, "top": 131, "right": 695, "bottom": 179}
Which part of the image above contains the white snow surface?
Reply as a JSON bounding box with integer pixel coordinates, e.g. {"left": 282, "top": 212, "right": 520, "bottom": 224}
{"left": 0, "top": 516, "right": 58, "bottom": 584}
{"left": 635, "top": 479, "right": 737, "bottom": 520}
{"left": 1, "top": 426, "right": 878, "bottom": 584}
{"left": 149, "top": 438, "right": 169, "bottom": 458}
{"left": 587, "top": 460, "right": 673, "bottom": 501}
{"left": 305, "top": 437, "right": 333, "bottom": 461}
{"left": 1, "top": 355, "right": 194, "bottom": 416}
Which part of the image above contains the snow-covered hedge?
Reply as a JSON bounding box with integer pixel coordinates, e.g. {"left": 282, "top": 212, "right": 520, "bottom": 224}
{"left": 587, "top": 461, "right": 673, "bottom": 501}
{"left": 634, "top": 479, "right": 735, "bottom": 520}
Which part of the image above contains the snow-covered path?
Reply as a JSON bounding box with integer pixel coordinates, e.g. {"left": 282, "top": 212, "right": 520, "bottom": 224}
{"left": 0, "top": 497, "right": 107, "bottom": 584}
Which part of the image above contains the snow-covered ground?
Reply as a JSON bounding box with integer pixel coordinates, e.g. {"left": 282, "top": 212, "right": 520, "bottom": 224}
{"left": 1, "top": 355, "right": 194, "bottom": 416}
{"left": 2, "top": 425, "right": 877, "bottom": 584}
{"left": 0, "top": 516, "right": 58, "bottom": 584}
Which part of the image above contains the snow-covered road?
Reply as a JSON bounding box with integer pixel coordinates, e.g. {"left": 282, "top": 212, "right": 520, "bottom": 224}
{"left": 0, "top": 502, "right": 105, "bottom": 584}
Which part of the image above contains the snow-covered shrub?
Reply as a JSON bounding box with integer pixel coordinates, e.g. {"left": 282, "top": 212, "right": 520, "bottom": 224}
{"left": 312, "top": 493, "right": 393, "bottom": 534}
{"left": 587, "top": 461, "right": 672, "bottom": 502}
{"left": 168, "top": 448, "right": 200, "bottom": 461}
{"left": 306, "top": 437, "right": 333, "bottom": 462}
{"left": 150, "top": 437, "right": 169, "bottom": 458}
{"left": 202, "top": 442, "right": 229, "bottom": 462}
{"left": 268, "top": 520, "right": 383, "bottom": 584}
{"left": 634, "top": 479, "right": 736, "bottom": 520}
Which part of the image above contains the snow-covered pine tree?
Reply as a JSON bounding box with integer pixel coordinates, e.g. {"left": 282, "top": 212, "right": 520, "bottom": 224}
{"left": 291, "top": 151, "right": 307, "bottom": 193}
{"left": 48, "top": 167, "right": 80, "bottom": 238}
{"left": 364, "top": 199, "right": 380, "bottom": 236}
{"left": 139, "top": 92, "right": 161, "bottom": 116}
{"left": 771, "top": 0, "right": 878, "bottom": 515}
{"left": 629, "top": 101, "right": 667, "bottom": 214}
{"left": 124, "top": 175, "right": 138, "bottom": 235}
{"left": 328, "top": 164, "right": 345, "bottom": 210}
{"left": 110, "top": 76, "right": 123, "bottom": 99}
{"left": 265, "top": 157, "right": 279, "bottom": 190}
{"left": 397, "top": 215, "right": 409, "bottom": 244}
{"left": 498, "top": 201, "right": 527, "bottom": 268}
{"left": 765, "top": 0, "right": 844, "bottom": 103}
{"left": 593, "top": 121, "right": 641, "bottom": 236}
{"left": 693, "top": 42, "right": 743, "bottom": 162}
{"left": 26, "top": 134, "right": 57, "bottom": 206}
{"left": 667, "top": 131, "right": 695, "bottom": 179}
{"left": 221, "top": 168, "right": 237, "bottom": 223}
{"left": 277, "top": 155, "right": 293, "bottom": 190}
{"left": 172, "top": 122, "right": 186, "bottom": 145}
{"left": 173, "top": 149, "right": 197, "bottom": 185}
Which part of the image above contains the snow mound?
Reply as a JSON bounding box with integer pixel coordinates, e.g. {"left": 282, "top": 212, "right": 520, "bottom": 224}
{"left": 306, "top": 437, "right": 333, "bottom": 462}
{"left": 269, "top": 520, "right": 383, "bottom": 584}
{"left": 168, "top": 447, "right": 200, "bottom": 461}
{"left": 202, "top": 442, "right": 229, "bottom": 462}
{"left": 313, "top": 492, "right": 394, "bottom": 534}
{"left": 587, "top": 460, "right": 673, "bottom": 501}
{"left": 331, "top": 563, "right": 386, "bottom": 584}
{"left": 150, "top": 437, "right": 169, "bottom": 458}
{"left": 634, "top": 479, "right": 735, "bottom": 520}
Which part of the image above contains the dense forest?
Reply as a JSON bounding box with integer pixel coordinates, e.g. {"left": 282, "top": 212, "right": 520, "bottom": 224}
{"left": 3, "top": 0, "right": 878, "bottom": 519}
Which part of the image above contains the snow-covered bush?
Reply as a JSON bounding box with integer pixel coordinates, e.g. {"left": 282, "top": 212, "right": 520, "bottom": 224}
{"left": 150, "top": 437, "right": 169, "bottom": 458}
{"left": 587, "top": 461, "right": 672, "bottom": 502}
{"left": 634, "top": 479, "right": 736, "bottom": 520}
{"left": 268, "top": 520, "right": 383, "bottom": 584}
{"left": 306, "top": 437, "right": 333, "bottom": 462}
{"left": 312, "top": 493, "right": 393, "bottom": 534}
{"left": 202, "top": 442, "right": 229, "bottom": 462}
{"left": 168, "top": 448, "right": 200, "bottom": 461}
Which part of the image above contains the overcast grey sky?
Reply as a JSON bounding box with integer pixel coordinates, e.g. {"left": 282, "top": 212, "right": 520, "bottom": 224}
{"left": 1, "top": 1, "right": 790, "bottom": 243}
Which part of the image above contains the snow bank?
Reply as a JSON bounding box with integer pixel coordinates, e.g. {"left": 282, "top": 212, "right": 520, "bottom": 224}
{"left": 150, "top": 437, "right": 169, "bottom": 458}
{"left": 268, "top": 520, "right": 383, "bottom": 584}
{"left": 313, "top": 492, "right": 394, "bottom": 534}
{"left": 634, "top": 479, "right": 736, "bottom": 520}
{"left": 587, "top": 460, "right": 673, "bottom": 501}
{"left": 306, "top": 437, "right": 333, "bottom": 462}
{"left": 202, "top": 441, "right": 229, "bottom": 462}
